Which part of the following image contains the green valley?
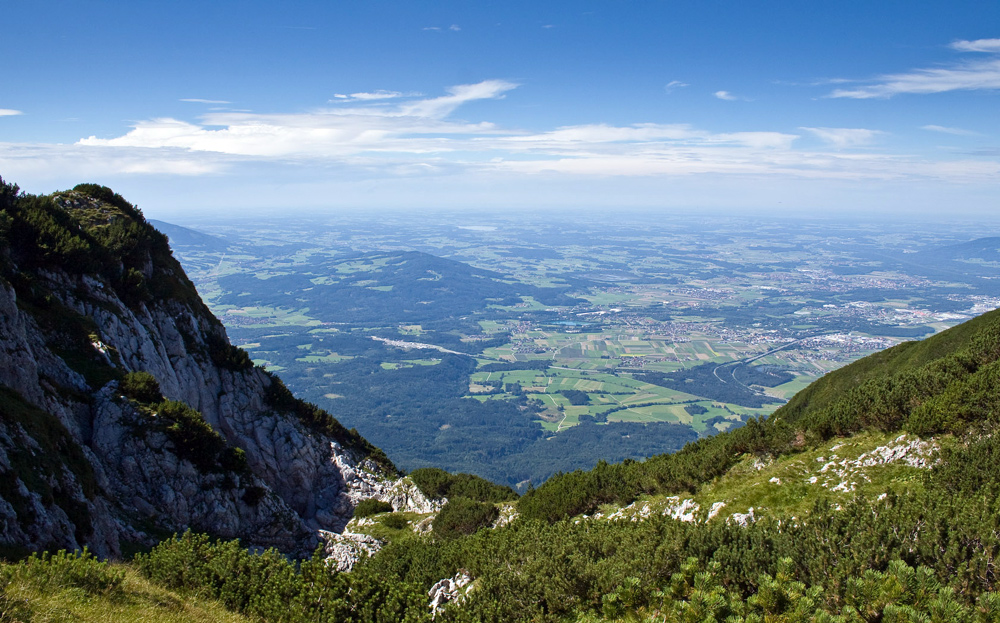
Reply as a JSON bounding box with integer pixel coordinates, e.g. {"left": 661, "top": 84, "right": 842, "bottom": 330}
{"left": 156, "top": 213, "right": 1000, "bottom": 486}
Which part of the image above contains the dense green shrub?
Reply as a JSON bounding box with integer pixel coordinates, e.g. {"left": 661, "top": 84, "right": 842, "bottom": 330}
{"left": 206, "top": 332, "right": 254, "bottom": 372}
{"left": 120, "top": 371, "right": 162, "bottom": 403}
{"left": 432, "top": 497, "right": 498, "bottom": 539}
{"left": 157, "top": 401, "right": 226, "bottom": 471}
{"left": 381, "top": 514, "right": 409, "bottom": 530}
{"left": 72, "top": 183, "right": 143, "bottom": 221}
{"left": 11, "top": 549, "right": 124, "bottom": 597}
{"left": 135, "top": 531, "right": 427, "bottom": 623}
{"left": 354, "top": 499, "right": 394, "bottom": 518}
{"left": 153, "top": 401, "right": 249, "bottom": 476}
{"left": 136, "top": 532, "right": 309, "bottom": 618}
{"left": 219, "top": 446, "right": 249, "bottom": 474}
{"left": 409, "top": 468, "right": 517, "bottom": 504}
{"left": 594, "top": 557, "right": 1000, "bottom": 623}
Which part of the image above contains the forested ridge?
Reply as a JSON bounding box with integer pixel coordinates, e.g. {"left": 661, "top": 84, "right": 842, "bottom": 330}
{"left": 6, "top": 178, "right": 1000, "bottom": 621}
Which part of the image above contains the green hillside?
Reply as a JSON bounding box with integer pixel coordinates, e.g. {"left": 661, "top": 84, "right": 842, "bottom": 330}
{"left": 779, "top": 306, "right": 1000, "bottom": 425}
{"left": 516, "top": 306, "right": 1000, "bottom": 524}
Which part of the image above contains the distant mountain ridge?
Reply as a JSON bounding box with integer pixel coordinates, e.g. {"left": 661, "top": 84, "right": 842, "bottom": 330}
{"left": 915, "top": 235, "right": 1000, "bottom": 262}
{"left": 148, "top": 218, "right": 231, "bottom": 252}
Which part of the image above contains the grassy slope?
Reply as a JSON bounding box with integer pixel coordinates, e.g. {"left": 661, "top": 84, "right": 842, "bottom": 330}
{"left": 1, "top": 564, "right": 249, "bottom": 623}
{"left": 588, "top": 430, "right": 943, "bottom": 525}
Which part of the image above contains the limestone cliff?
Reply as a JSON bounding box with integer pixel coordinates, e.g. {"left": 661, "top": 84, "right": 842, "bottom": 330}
{"left": 0, "top": 180, "right": 407, "bottom": 558}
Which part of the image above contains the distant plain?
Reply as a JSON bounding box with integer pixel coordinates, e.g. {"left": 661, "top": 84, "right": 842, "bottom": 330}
{"left": 154, "top": 212, "right": 1000, "bottom": 486}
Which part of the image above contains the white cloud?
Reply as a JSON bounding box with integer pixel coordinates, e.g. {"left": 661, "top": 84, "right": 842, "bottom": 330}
{"left": 423, "top": 26, "right": 441, "bottom": 31}
{"left": 449, "top": 24, "right": 461, "bottom": 31}
{"left": 714, "top": 90, "right": 738, "bottom": 101}
{"left": 714, "top": 132, "right": 799, "bottom": 149}
{"left": 331, "top": 90, "right": 409, "bottom": 102}
{"left": 399, "top": 80, "right": 517, "bottom": 118}
{"left": 0, "top": 142, "right": 224, "bottom": 178}
{"left": 502, "top": 123, "right": 702, "bottom": 144}
{"left": 180, "top": 98, "right": 232, "bottom": 104}
{"left": 0, "top": 109, "right": 24, "bottom": 116}
{"left": 950, "top": 38, "right": 1000, "bottom": 53}
{"left": 500, "top": 124, "right": 797, "bottom": 150}
{"left": 801, "top": 127, "right": 883, "bottom": 148}
{"left": 665, "top": 80, "right": 688, "bottom": 92}
{"left": 77, "top": 81, "right": 518, "bottom": 159}
{"left": 921, "top": 124, "right": 980, "bottom": 136}
{"left": 830, "top": 59, "right": 1000, "bottom": 98}
{"left": 830, "top": 39, "right": 1000, "bottom": 98}
{"left": 0, "top": 78, "right": 975, "bottom": 193}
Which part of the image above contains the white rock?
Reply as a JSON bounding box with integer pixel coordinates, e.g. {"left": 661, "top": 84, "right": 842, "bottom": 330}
{"left": 428, "top": 571, "right": 473, "bottom": 618}
{"left": 707, "top": 501, "right": 727, "bottom": 520}
{"left": 320, "top": 530, "right": 384, "bottom": 573}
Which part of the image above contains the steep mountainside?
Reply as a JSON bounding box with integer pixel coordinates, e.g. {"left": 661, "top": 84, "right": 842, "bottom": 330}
{"left": 7, "top": 178, "right": 1000, "bottom": 622}
{"left": 30, "top": 298, "right": 998, "bottom": 623}
{"left": 0, "top": 179, "right": 418, "bottom": 557}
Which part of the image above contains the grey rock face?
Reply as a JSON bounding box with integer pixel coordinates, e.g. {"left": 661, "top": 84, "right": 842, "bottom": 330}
{"left": 0, "top": 242, "right": 395, "bottom": 557}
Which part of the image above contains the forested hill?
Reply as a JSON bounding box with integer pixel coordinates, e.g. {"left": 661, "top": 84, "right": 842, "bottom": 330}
{"left": 217, "top": 249, "right": 582, "bottom": 326}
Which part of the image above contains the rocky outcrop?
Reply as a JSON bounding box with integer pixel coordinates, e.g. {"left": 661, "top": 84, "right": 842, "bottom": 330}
{"left": 428, "top": 571, "right": 473, "bottom": 618}
{"left": 320, "top": 530, "right": 384, "bottom": 573}
{"left": 376, "top": 478, "right": 444, "bottom": 514}
{"left": 0, "top": 188, "right": 397, "bottom": 557}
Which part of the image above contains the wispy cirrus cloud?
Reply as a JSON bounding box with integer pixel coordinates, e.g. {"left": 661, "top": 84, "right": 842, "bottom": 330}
{"left": 714, "top": 90, "right": 753, "bottom": 101}
{"left": 180, "top": 98, "right": 232, "bottom": 104}
{"left": 664, "top": 80, "right": 688, "bottom": 93}
{"left": 331, "top": 90, "right": 413, "bottom": 102}
{"left": 801, "top": 127, "right": 883, "bottom": 148}
{"left": 950, "top": 38, "right": 1000, "bottom": 53}
{"left": 830, "top": 38, "right": 1000, "bottom": 98}
{"left": 0, "top": 109, "right": 24, "bottom": 116}
{"left": 499, "top": 123, "right": 798, "bottom": 150}
{"left": 921, "top": 124, "right": 980, "bottom": 136}
{"left": 399, "top": 80, "right": 517, "bottom": 118}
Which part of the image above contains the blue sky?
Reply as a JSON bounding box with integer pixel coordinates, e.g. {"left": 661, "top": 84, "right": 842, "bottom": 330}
{"left": 1, "top": 0, "right": 998, "bottom": 217}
